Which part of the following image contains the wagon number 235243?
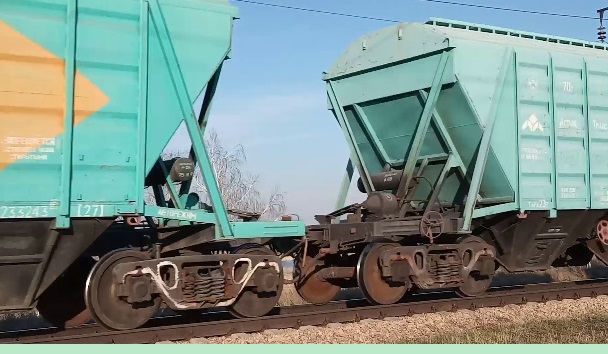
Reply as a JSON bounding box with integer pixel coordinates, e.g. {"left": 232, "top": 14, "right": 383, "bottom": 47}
{"left": 0, "top": 206, "right": 50, "bottom": 218}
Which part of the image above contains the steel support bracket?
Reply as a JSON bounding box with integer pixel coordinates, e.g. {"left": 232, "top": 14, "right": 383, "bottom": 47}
{"left": 327, "top": 81, "right": 374, "bottom": 193}
{"left": 396, "top": 50, "right": 450, "bottom": 203}
{"left": 461, "top": 49, "right": 514, "bottom": 231}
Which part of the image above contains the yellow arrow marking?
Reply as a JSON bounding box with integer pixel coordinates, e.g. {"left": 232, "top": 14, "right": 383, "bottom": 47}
{"left": 0, "top": 20, "right": 110, "bottom": 170}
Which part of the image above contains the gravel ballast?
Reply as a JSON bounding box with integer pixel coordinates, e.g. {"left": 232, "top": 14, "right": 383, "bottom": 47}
{"left": 152, "top": 265, "right": 608, "bottom": 344}
{"left": 200, "top": 295, "right": 608, "bottom": 344}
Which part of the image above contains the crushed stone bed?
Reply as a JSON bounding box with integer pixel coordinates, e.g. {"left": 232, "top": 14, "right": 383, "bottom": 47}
{"left": 156, "top": 265, "right": 608, "bottom": 344}
{"left": 199, "top": 295, "right": 608, "bottom": 344}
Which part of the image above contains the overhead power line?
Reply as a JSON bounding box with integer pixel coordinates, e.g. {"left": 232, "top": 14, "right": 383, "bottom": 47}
{"left": 232, "top": 0, "right": 399, "bottom": 23}
{"left": 420, "top": 1, "right": 597, "bottom": 20}
{"left": 232, "top": 0, "right": 599, "bottom": 22}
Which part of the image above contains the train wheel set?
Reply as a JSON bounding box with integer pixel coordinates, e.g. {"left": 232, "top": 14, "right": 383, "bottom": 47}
{"left": 32, "top": 235, "right": 496, "bottom": 331}
{"left": 31, "top": 207, "right": 608, "bottom": 332}
{"left": 30, "top": 210, "right": 608, "bottom": 332}
{"left": 2, "top": 0, "right": 608, "bottom": 337}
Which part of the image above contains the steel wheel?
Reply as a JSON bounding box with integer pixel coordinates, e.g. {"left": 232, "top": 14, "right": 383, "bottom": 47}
{"left": 357, "top": 241, "right": 409, "bottom": 305}
{"left": 293, "top": 254, "right": 341, "bottom": 304}
{"left": 85, "top": 249, "right": 161, "bottom": 330}
{"left": 37, "top": 257, "right": 96, "bottom": 328}
{"left": 597, "top": 220, "right": 608, "bottom": 245}
{"left": 228, "top": 244, "right": 283, "bottom": 318}
{"left": 456, "top": 236, "right": 494, "bottom": 297}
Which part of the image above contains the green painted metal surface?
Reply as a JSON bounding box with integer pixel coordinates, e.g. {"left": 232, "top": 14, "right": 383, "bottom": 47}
{"left": 0, "top": 0, "right": 305, "bottom": 238}
{"left": 325, "top": 18, "right": 608, "bottom": 226}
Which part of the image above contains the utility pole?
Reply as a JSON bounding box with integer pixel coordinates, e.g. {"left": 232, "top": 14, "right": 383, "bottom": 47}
{"left": 598, "top": 7, "right": 608, "bottom": 42}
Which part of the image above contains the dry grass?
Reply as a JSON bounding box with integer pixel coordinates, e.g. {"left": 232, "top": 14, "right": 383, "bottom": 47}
{"left": 406, "top": 316, "right": 608, "bottom": 344}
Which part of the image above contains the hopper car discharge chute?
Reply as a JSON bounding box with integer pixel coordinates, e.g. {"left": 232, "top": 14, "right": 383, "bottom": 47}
{"left": 0, "top": 0, "right": 305, "bottom": 331}
{"left": 291, "top": 18, "right": 608, "bottom": 307}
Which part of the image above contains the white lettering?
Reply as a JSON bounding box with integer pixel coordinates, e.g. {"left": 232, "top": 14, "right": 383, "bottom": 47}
{"left": 520, "top": 147, "right": 544, "bottom": 160}
{"left": 559, "top": 119, "right": 578, "bottom": 129}
{"left": 76, "top": 204, "right": 105, "bottom": 217}
{"left": 528, "top": 199, "right": 549, "bottom": 208}
{"left": 561, "top": 187, "right": 577, "bottom": 199}
{"left": 157, "top": 209, "right": 197, "bottom": 221}
{"left": 593, "top": 120, "right": 608, "bottom": 131}
{"left": 2, "top": 137, "right": 56, "bottom": 146}
{"left": 49, "top": 200, "right": 59, "bottom": 210}
{"left": 0, "top": 205, "right": 50, "bottom": 218}
{"left": 1, "top": 136, "right": 56, "bottom": 162}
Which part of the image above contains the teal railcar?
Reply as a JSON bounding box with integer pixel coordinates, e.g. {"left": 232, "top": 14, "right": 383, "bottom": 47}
{"left": 291, "top": 19, "right": 608, "bottom": 307}
{"left": 3, "top": 0, "right": 608, "bottom": 332}
{"left": 0, "top": 0, "right": 304, "bottom": 330}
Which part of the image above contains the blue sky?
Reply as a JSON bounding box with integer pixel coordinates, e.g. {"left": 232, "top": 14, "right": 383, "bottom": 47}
{"left": 171, "top": 0, "right": 607, "bottom": 222}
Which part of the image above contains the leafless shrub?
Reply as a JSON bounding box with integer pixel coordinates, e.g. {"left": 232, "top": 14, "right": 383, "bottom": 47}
{"left": 145, "top": 129, "right": 287, "bottom": 221}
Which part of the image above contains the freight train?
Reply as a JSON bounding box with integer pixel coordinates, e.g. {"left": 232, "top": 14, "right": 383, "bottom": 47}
{"left": 1, "top": 0, "right": 608, "bottom": 331}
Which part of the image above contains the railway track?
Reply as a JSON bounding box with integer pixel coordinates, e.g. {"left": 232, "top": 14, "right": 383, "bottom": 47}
{"left": 2, "top": 279, "right": 608, "bottom": 344}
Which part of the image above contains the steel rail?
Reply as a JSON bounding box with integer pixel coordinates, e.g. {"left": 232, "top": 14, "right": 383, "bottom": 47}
{"left": 2, "top": 279, "right": 608, "bottom": 344}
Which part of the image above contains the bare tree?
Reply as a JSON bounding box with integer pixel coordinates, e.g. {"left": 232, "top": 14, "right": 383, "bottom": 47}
{"left": 145, "top": 129, "right": 287, "bottom": 221}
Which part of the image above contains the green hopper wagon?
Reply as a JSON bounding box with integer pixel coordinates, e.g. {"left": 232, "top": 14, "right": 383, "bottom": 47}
{"left": 0, "top": 0, "right": 304, "bottom": 330}
{"left": 297, "top": 19, "right": 608, "bottom": 306}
